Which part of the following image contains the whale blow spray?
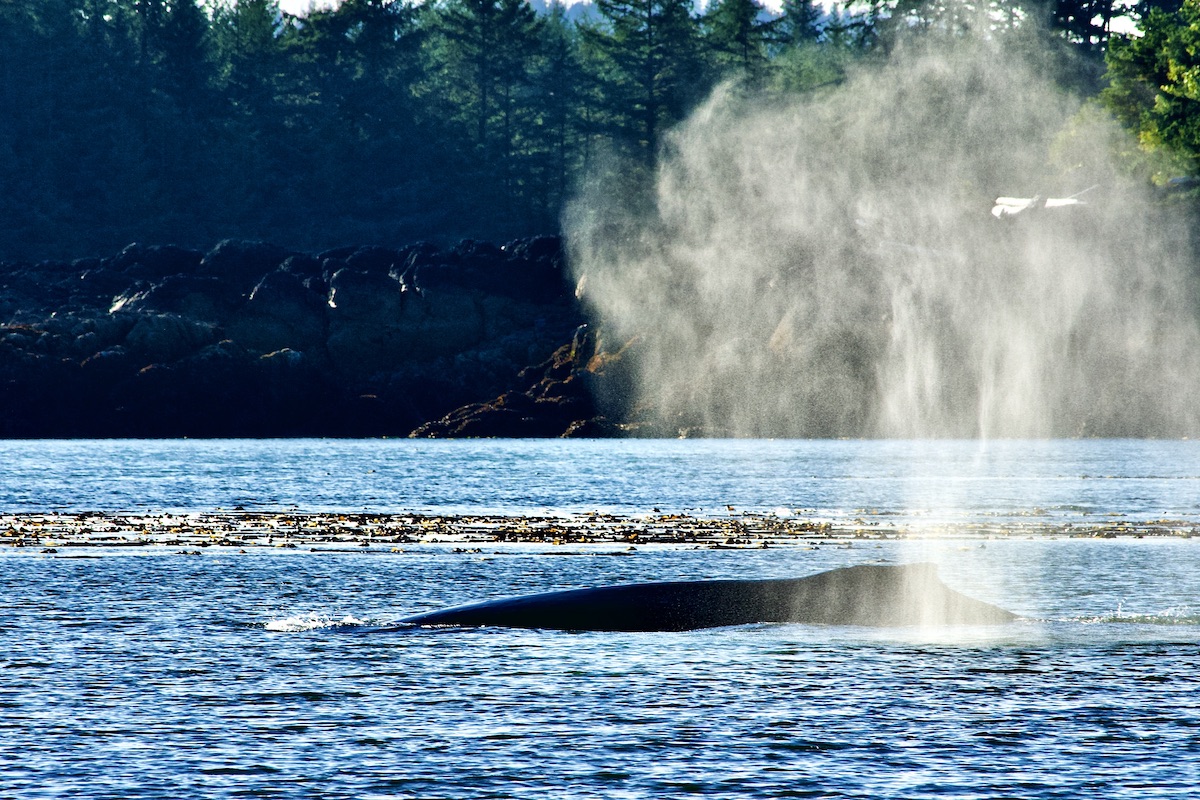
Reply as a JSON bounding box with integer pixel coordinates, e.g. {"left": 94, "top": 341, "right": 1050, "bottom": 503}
{"left": 565, "top": 34, "right": 1200, "bottom": 438}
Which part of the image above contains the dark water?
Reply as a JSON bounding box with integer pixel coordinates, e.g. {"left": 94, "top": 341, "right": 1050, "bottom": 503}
{"left": 3, "top": 439, "right": 1200, "bottom": 798}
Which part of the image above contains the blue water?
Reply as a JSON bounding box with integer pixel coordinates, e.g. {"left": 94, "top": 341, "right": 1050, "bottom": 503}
{"left": 2, "top": 438, "right": 1199, "bottom": 525}
{"left": 3, "top": 439, "right": 1200, "bottom": 799}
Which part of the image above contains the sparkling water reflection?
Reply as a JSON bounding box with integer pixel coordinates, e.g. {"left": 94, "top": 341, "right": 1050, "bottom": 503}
{"left": 1, "top": 439, "right": 1198, "bottom": 526}
{"left": 2, "top": 539, "right": 1200, "bottom": 798}
{"left": 3, "top": 440, "right": 1200, "bottom": 798}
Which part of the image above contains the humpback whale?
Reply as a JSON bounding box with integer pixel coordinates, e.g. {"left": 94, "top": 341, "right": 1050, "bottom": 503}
{"left": 399, "top": 563, "right": 1016, "bottom": 631}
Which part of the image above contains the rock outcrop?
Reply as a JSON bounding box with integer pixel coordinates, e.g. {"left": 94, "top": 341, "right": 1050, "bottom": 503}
{"left": 410, "top": 325, "right": 655, "bottom": 438}
{"left": 0, "top": 236, "right": 585, "bottom": 437}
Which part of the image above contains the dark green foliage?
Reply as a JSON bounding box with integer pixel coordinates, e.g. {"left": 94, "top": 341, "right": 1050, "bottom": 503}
{"left": 1101, "top": 2, "right": 1200, "bottom": 177}
{"left": 581, "top": 0, "right": 706, "bottom": 166}
{"left": 435, "top": 0, "right": 543, "bottom": 150}
{"left": 1049, "top": 0, "right": 1126, "bottom": 52}
{"left": 703, "top": 0, "right": 776, "bottom": 81}
{"left": 774, "top": 0, "right": 822, "bottom": 46}
{"left": 521, "top": 4, "right": 590, "bottom": 229}
{"left": 0, "top": 0, "right": 1144, "bottom": 260}
{"left": 428, "top": 0, "right": 546, "bottom": 226}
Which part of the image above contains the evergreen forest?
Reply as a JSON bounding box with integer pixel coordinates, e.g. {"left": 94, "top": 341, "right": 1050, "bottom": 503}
{"left": 1, "top": 0, "right": 1196, "bottom": 261}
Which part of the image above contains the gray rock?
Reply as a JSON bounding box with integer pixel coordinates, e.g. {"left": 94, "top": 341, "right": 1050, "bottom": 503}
{"left": 110, "top": 243, "right": 202, "bottom": 277}
{"left": 327, "top": 269, "right": 404, "bottom": 321}
{"left": 110, "top": 275, "right": 236, "bottom": 322}
{"left": 122, "top": 313, "right": 218, "bottom": 364}
{"left": 198, "top": 239, "right": 293, "bottom": 294}
{"left": 226, "top": 270, "right": 328, "bottom": 355}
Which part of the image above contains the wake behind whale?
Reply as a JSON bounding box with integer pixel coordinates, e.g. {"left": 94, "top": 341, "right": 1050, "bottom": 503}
{"left": 398, "top": 563, "right": 1016, "bottom": 632}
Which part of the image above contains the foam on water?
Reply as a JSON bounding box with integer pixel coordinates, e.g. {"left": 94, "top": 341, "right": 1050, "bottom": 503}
{"left": 265, "top": 612, "right": 367, "bottom": 632}
{"left": 1082, "top": 605, "right": 1200, "bottom": 626}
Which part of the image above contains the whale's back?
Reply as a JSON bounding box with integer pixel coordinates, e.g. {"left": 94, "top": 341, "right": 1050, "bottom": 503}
{"left": 399, "top": 563, "right": 1016, "bottom": 631}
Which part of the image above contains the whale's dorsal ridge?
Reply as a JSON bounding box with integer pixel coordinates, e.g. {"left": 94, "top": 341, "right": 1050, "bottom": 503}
{"left": 399, "top": 562, "right": 1016, "bottom": 632}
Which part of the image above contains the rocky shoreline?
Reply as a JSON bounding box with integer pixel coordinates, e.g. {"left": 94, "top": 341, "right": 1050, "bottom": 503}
{"left": 0, "top": 237, "right": 615, "bottom": 438}
{"left": 2, "top": 511, "right": 1193, "bottom": 554}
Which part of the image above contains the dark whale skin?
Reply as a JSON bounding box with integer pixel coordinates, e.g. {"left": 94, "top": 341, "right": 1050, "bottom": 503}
{"left": 399, "top": 563, "right": 1017, "bottom": 631}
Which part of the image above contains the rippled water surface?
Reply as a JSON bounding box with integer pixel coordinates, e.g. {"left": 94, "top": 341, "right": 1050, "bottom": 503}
{"left": 3, "top": 439, "right": 1200, "bottom": 798}
{"left": 4, "top": 541, "right": 1200, "bottom": 799}
{"left": 3, "top": 438, "right": 1200, "bottom": 525}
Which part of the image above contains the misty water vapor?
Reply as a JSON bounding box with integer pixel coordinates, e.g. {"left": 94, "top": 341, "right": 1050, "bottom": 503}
{"left": 566, "top": 36, "right": 1200, "bottom": 438}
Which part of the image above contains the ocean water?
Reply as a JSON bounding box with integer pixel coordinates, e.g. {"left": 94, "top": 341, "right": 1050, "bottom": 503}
{"left": 2, "top": 438, "right": 1199, "bottom": 525}
{"left": 3, "top": 439, "right": 1200, "bottom": 799}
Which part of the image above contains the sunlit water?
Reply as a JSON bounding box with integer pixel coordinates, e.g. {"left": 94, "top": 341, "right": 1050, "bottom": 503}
{"left": 2, "top": 438, "right": 1199, "bottom": 525}
{"left": 3, "top": 439, "right": 1200, "bottom": 798}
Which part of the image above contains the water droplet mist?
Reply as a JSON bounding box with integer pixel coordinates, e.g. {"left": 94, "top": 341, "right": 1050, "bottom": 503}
{"left": 566, "top": 34, "right": 1200, "bottom": 438}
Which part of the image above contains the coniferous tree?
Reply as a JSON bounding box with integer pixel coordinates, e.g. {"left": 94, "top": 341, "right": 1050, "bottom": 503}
{"left": 0, "top": 0, "right": 912, "bottom": 258}
{"left": 158, "top": 0, "right": 213, "bottom": 102}
{"left": 423, "top": 0, "right": 544, "bottom": 233}
{"left": 582, "top": 0, "right": 706, "bottom": 167}
{"left": 770, "top": 8, "right": 856, "bottom": 94}
{"left": 776, "top": 0, "right": 823, "bottom": 45}
{"left": 211, "top": 0, "right": 287, "bottom": 115}
{"left": 703, "top": 0, "right": 778, "bottom": 86}
{"left": 435, "top": 0, "right": 544, "bottom": 157}
{"left": 0, "top": 1, "right": 84, "bottom": 254}
{"left": 130, "top": 0, "right": 169, "bottom": 63}
{"left": 521, "top": 2, "right": 589, "bottom": 227}
{"left": 1102, "top": 3, "right": 1200, "bottom": 176}
{"left": 206, "top": 0, "right": 296, "bottom": 232}
{"left": 280, "top": 0, "right": 435, "bottom": 239}
{"left": 1049, "top": 0, "right": 1122, "bottom": 52}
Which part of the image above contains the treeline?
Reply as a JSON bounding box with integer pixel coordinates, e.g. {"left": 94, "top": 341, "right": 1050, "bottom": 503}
{"left": 0, "top": 0, "right": 1167, "bottom": 260}
{"left": 1104, "top": 0, "right": 1200, "bottom": 180}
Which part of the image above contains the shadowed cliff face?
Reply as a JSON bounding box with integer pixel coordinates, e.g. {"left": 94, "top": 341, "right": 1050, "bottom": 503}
{"left": 566, "top": 35, "right": 1200, "bottom": 438}
{"left": 0, "top": 238, "right": 578, "bottom": 437}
